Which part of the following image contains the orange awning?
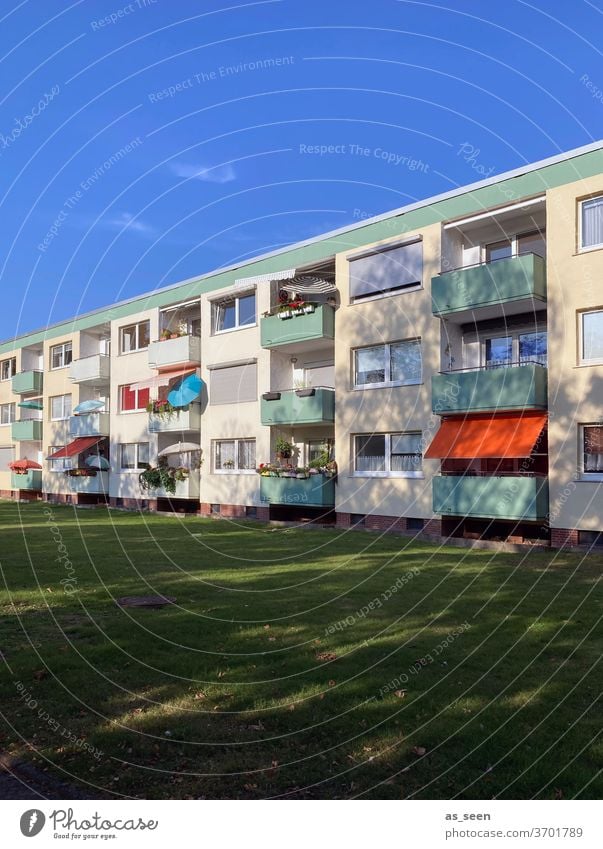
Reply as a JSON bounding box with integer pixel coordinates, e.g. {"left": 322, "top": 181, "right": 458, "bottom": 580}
{"left": 424, "top": 412, "right": 547, "bottom": 460}
{"left": 47, "top": 437, "right": 103, "bottom": 460}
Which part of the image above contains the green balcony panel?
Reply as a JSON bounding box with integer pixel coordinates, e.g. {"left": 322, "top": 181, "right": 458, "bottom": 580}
{"left": 12, "top": 420, "right": 43, "bottom": 441}
{"left": 261, "top": 305, "right": 335, "bottom": 349}
{"left": 431, "top": 254, "right": 546, "bottom": 316}
{"left": 261, "top": 388, "right": 335, "bottom": 425}
{"left": 11, "top": 470, "right": 42, "bottom": 491}
{"left": 432, "top": 364, "right": 548, "bottom": 414}
{"left": 12, "top": 370, "right": 43, "bottom": 395}
{"left": 433, "top": 475, "right": 549, "bottom": 521}
{"left": 260, "top": 474, "right": 335, "bottom": 507}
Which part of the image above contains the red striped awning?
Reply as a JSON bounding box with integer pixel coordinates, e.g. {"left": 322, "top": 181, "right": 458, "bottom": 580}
{"left": 47, "top": 437, "right": 102, "bottom": 460}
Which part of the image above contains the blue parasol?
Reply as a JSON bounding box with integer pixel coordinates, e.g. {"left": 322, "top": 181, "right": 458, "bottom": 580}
{"left": 167, "top": 373, "right": 203, "bottom": 407}
{"left": 73, "top": 399, "right": 105, "bottom": 414}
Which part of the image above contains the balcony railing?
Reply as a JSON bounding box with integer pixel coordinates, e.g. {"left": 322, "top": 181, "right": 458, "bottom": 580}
{"left": 147, "top": 335, "right": 201, "bottom": 370}
{"left": 151, "top": 474, "right": 200, "bottom": 500}
{"left": 65, "top": 471, "right": 109, "bottom": 495}
{"left": 11, "top": 470, "right": 42, "bottom": 491}
{"left": 433, "top": 474, "right": 549, "bottom": 521}
{"left": 12, "top": 370, "right": 43, "bottom": 395}
{"left": 69, "top": 413, "right": 110, "bottom": 438}
{"left": 432, "top": 362, "right": 548, "bottom": 414}
{"left": 431, "top": 253, "right": 546, "bottom": 316}
{"left": 12, "top": 419, "right": 43, "bottom": 441}
{"left": 260, "top": 304, "right": 335, "bottom": 349}
{"left": 260, "top": 473, "right": 335, "bottom": 507}
{"left": 261, "top": 387, "right": 335, "bottom": 425}
{"left": 148, "top": 403, "right": 201, "bottom": 433}
{"left": 69, "top": 354, "right": 110, "bottom": 384}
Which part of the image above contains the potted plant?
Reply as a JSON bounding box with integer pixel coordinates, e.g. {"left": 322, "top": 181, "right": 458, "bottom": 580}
{"left": 278, "top": 302, "right": 293, "bottom": 320}
{"left": 295, "top": 466, "right": 309, "bottom": 479}
{"left": 281, "top": 465, "right": 296, "bottom": 478}
{"left": 146, "top": 399, "right": 178, "bottom": 421}
{"left": 222, "top": 459, "right": 235, "bottom": 470}
{"left": 303, "top": 302, "right": 316, "bottom": 314}
{"left": 275, "top": 437, "right": 293, "bottom": 460}
{"left": 294, "top": 379, "right": 315, "bottom": 398}
{"left": 160, "top": 328, "right": 171, "bottom": 341}
{"left": 262, "top": 391, "right": 281, "bottom": 401}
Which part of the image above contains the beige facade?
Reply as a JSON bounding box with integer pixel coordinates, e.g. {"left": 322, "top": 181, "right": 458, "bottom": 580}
{"left": 2, "top": 142, "right": 603, "bottom": 546}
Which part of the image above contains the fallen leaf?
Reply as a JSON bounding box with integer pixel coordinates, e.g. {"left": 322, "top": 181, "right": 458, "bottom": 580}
{"left": 394, "top": 690, "right": 406, "bottom": 699}
{"left": 33, "top": 670, "right": 48, "bottom": 681}
{"left": 412, "top": 746, "right": 427, "bottom": 756}
{"left": 316, "top": 651, "right": 338, "bottom": 662}
{"left": 328, "top": 679, "right": 336, "bottom": 687}
{"left": 193, "top": 692, "right": 206, "bottom": 701}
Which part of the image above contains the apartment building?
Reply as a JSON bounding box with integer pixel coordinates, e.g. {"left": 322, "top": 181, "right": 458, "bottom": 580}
{"left": 1, "top": 141, "right": 602, "bottom": 548}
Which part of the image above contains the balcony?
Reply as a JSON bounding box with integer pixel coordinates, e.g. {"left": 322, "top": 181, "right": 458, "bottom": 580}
{"left": 431, "top": 254, "right": 546, "bottom": 319}
{"left": 148, "top": 403, "right": 201, "bottom": 433}
{"left": 152, "top": 474, "right": 200, "bottom": 500}
{"left": 148, "top": 335, "right": 201, "bottom": 371}
{"left": 261, "top": 388, "right": 335, "bottom": 426}
{"left": 433, "top": 474, "right": 549, "bottom": 521}
{"left": 11, "top": 470, "right": 42, "bottom": 491}
{"left": 12, "top": 420, "right": 43, "bottom": 441}
{"left": 69, "top": 354, "right": 110, "bottom": 384}
{"left": 260, "top": 473, "right": 335, "bottom": 508}
{"left": 12, "top": 370, "right": 43, "bottom": 395}
{"left": 69, "top": 413, "right": 110, "bottom": 438}
{"left": 432, "top": 363, "right": 548, "bottom": 414}
{"left": 65, "top": 471, "right": 109, "bottom": 495}
{"left": 261, "top": 305, "right": 335, "bottom": 351}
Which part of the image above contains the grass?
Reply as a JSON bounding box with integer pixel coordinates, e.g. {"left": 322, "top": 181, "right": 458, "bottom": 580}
{"left": 0, "top": 501, "right": 601, "bottom": 799}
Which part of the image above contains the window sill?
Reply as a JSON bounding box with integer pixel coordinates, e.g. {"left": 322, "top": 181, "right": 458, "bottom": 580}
{"left": 119, "top": 348, "right": 149, "bottom": 356}
{"left": 214, "top": 469, "right": 256, "bottom": 475}
{"left": 352, "top": 380, "right": 423, "bottom": 391}
{"left": 351, "top": 472, "right": 424, "bottom": 479}
{"left": 575, "top": 244, "right": 603, "bottom": 256}
{"left": 349, "top": 286, "right": 423, "bottom": 306}
{"left": 50, "top": 418, "right": 70, "bottom": 422}
{"left": 119, "top": 409, "right": 147, "bottom": 415}
{"left": 50, "top": 365, "right": 71, "bottom": 371}
{"left": 575, "top": 360, "right": 603, "bottom": 368}
{"left": 574, "top": 476, "right": 603, "bottom": 483}
{"left": 212, "top": 323, "right": 257, "bottom": 336}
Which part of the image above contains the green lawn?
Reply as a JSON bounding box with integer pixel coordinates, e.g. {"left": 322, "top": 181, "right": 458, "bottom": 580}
{"left": 0, "top": 501, "right": 601, "bottom": 799}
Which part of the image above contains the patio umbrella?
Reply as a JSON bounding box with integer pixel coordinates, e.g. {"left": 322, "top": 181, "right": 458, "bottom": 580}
{"left": 167, "top": 373, "right": 203, "bottom": 407}
{"left": 73, "top": 399, "right": 105, "bottom": 414}
{"left": 18, "top": 400, "right": 43, "bottom": 410}
{"left": 85, "top": 455, "right": 110, "bottom": 470}
{"left": 9, "top": 458, "right": 42, "bottom": 472}
{"left": 158, "top": 442, "right": 201, "bottom": 457}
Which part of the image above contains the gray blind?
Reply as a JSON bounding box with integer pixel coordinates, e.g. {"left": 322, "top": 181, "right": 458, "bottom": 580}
{"left": 349, "top": 240, "right": 422, "bottom": 299}
{"left": 305, "top": 363, "right": 335, "bottom": 387}
{"left": 0, "top": 446, "right": 14, "bottom": 471}
{"left": 210, "top": 363, "right": 257, "bottom": 405}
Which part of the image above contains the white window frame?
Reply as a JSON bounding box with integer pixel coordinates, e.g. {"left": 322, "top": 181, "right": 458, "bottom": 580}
{"left": 578, "top": 195, "right": 603, "bottom": 253}
{"left": 352, "top": 431, "right": 423, "bottom": 478}
{"left": 0, "top": 403, "right": 15, "bottom": 425}
{"left": 120, "top": 442, "right": 150, "bottom": 472}
{"left": 119, "top": 320, "right": 150, "bottom": 354}
{"left": 211, "top": 290, "right": 257, "bottom": 335}
{"left": 50, "top": 341, "right": 73, "bottom": 370}
{"left": 48, "top": 446, "right": 74, "bottom": 472}
{"left": 353, "top": 339, "right": 422, "bottom": 390}
{"left": 119, "top": 384, "right": 149, "bottom": 413}
{"left": 579, "top": 424, "right": 603, "bottom": 481}
{"left": 50, "top": 394, "right": 72, "bottom": 421}
{"left": 482, "top": 229, "right": 546, "bottom": 264}
{"left": 578, "top": 309, "right": 603, "bottom": 365}
{"left": 213, "top": 438, "right": 256, "bottom": 474}
{"left": 0, "top": 357, "right": 16, "bottom": 381}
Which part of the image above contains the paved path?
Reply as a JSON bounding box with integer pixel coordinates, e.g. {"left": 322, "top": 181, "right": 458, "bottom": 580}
{"left": 0, "top": 754, "right": 94, "bottom": 799}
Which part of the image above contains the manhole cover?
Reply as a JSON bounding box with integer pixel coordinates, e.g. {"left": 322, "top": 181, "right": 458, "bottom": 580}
{"left": 115, "top": 595, "right": 176, "bottom": 609}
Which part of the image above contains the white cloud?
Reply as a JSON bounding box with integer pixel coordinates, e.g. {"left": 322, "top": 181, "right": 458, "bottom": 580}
{"left": 169, "top": 161, "right": 236, "bottom": 184}
{"left": 104, "top": 211, "right": 156, "bottom": 237}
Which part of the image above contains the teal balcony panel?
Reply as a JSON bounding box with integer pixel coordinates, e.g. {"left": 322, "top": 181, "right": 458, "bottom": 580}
{"left": 433, "top": 474, "right": 549, "bottom": 521}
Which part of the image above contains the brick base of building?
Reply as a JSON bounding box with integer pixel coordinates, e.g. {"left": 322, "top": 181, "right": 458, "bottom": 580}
{"left": 551, "top": 528, "right": 580, "bottom": 548}
{"left": 336, "top": 512, "right": 440, "bottom": 536}
{"left": 12, "top": 490, "right": 42, "bottom": 502}
{"left": 199, "top": 502, "right": 268, "bottom": 521}
{"left": 108, "top": 497, "right": 155, "bottom": 511}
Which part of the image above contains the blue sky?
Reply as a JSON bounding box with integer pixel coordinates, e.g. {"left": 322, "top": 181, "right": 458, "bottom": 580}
{"left": 0, "top": 0, "right": 601, "bottom": 340}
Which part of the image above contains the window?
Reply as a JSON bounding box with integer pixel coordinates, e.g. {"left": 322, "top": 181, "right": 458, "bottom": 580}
{"left": 120, "top": 321, "right": 150, "bottom": 353}
{"left": 120, "top": 442, "right": 150, "bottom": 470}
{"left": 582, "top": 425, "right": 603, "bottom": 476}
{"left": 50, "top": 394, "right": 72, "bottom": 420}
{"left": 50, "top": 342, "right": 73, "bottom": 370}
{"left": 353, "top": 432, "right": 422, "bottom": 476}
{"left": 209, "top": 361, "right": 257, "bottom": 405}
{"left": 212, "top": 291, "right": 256, "bottom": 333}
{"left": 0, "top": 446, "right": 14, "bottom": 471}
{"left": 214, "top": 438, "right": 256, "bottom": 473}
{"left": 0, "top": 357, "right": 16, "bottom": 381}
{"left": 348, "top": 239, "right": 423, "bottom": 301}
{"left": 354, "top": 339, "right": 421, "bottom": 388}
{"left": 308, "top": 439, "right": 333, "bottom": 464}
{"left": 481, "top": 329, "right": 547, "bottom": 368}
{"left": 484, "top": 230, "right": 546, "bottom": 263}
{"left": 119, "top": 384, "right": 150, "bottom": 412}
{"left": 580, "top": 310, "right": 603, "bottom": 364}
{"left": 48, "top": 446, "right": 73, "bottom": 472}
{"left": 0, "top": 403, "right": 15, "bottom": 425}
{"left": 485, "top": 336, "right": 512, "bottom": 368}
{"left": 580, "top": 196, "right": 603, "bottom": 250}
{"left": 519, "top": 331, "right": 547, "bottom": 365}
